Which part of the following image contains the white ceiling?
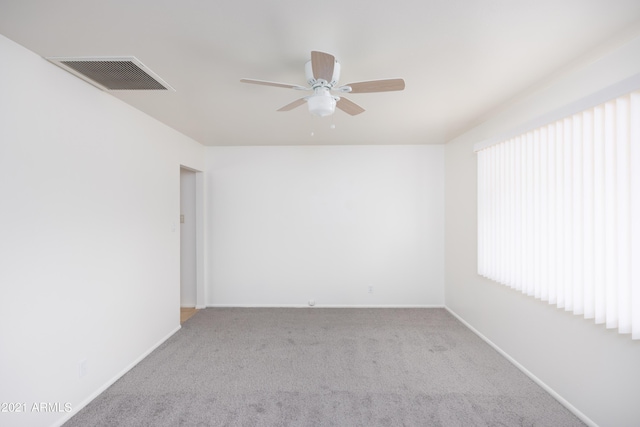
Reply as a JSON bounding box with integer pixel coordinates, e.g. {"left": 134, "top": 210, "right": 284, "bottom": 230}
{"left": 2, "top": 0, "right": 640, "bottom": 146}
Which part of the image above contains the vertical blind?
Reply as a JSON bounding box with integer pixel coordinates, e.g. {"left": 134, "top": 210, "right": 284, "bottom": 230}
{"left": 477, "top": 90, "right": 640, "bottom": 339}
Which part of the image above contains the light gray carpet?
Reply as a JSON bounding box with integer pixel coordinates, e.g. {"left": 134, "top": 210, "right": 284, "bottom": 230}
{"left": 65, "top": 308, "right": 584, "bottom": 426}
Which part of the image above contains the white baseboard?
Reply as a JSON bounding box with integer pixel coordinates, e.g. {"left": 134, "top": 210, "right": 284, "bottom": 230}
{"left": 444, "top": 307, "right": 597, "bottom": 427}
{"left": 206, "top": 304, "right": 445, "bottom": 308}
{"left": 52, "top": 325, "right": 182, "bottom": 427}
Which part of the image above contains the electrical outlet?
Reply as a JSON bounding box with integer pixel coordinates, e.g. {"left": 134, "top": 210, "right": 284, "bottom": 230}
{"left": 368, "top": 285, "right": 374, "bottom": 294}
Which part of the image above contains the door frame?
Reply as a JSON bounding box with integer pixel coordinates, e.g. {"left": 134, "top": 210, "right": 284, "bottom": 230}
{"left": 180, "top": 165, "right": 205, "bottom": 309}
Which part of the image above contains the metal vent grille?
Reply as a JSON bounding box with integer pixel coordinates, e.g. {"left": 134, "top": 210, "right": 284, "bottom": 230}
{"left": 45, "top": 56, "right": 175, "bottom": 91}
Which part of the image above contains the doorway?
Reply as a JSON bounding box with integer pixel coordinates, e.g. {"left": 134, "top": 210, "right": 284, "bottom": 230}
{"left": 180, "top": 168, "right": 197, "bottom": 311}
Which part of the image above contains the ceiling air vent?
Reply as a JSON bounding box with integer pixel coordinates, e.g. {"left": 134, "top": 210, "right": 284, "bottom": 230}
{"left": 45, "top": 56, "right": 175, "bottom": 91}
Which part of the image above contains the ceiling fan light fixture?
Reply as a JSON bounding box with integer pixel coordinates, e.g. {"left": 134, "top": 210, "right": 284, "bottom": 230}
{"left": 307, "top": 92, "right": 336, "bottom": 117}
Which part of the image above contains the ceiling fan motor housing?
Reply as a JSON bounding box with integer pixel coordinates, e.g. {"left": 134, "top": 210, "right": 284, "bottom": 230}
{"left": 305, "top": 60, "right": 341, "bottom": 87}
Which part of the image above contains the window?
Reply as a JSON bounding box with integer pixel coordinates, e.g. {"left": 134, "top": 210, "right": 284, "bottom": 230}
{"left": 477, "top": 89, "right": 640, "bottom": 339}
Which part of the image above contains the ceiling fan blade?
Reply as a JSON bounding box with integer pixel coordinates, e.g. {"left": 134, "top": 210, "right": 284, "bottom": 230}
{"left": 240, "top": 78, "right": 305, "bottom": 90}
{"left": 336, "top": 97, "right": 365, "bottom": 116}
{"left": 311, "top": 51, "right": 335, "bottom": 82}
{"left": 344, "top": 78, "right": 405, "bottom": 93}
{"left": 277, "top": 98, "right": 307, "bottom": 112}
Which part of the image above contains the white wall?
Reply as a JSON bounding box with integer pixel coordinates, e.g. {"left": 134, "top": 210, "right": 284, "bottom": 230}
{"left": 0, "top": 34, "right": 204, "bottom": 427}
{"left": 206, "top": 145, "right": 444, "bottom": 307}
{"left": 445, "top": 34, "right": 640, "bottom": 427}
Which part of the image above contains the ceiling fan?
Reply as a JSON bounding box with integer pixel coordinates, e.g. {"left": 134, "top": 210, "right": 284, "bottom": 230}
{"left": 240, "top": 51, "right": 405, "bottom": 117}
